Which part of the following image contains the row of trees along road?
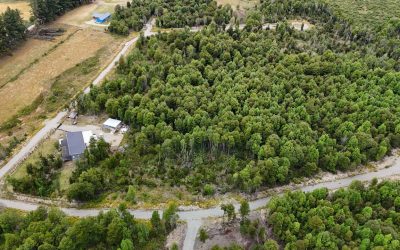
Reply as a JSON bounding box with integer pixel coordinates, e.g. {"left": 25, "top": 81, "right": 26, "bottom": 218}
{"left": 0, "top": 8, "right": 25, "bottom": 56}
{"left": 30, "top": 0, "right": 92, "bottom": 23}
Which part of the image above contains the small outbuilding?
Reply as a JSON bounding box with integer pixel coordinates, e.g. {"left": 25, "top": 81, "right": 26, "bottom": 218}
{"left": 103, "top": 118, "right": 122, "bottom": 132}
{"left": 93, "top": 12, "right": 111, "bottom": 24}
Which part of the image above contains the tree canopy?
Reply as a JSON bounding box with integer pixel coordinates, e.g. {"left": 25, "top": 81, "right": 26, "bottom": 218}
{"left": 0, "top": 8, "right": 26, "bottom": 56}
{"left": 108, "top": 0, "right": 232, "bottom": 35}
{"left": 0, "top": 204, "right": 174, "bottom": 249}
{"left": 268, "top": 180, "right": 400, "bottom": 249}
{"left": 78, "top": 18, "right": 400, "bottom": 197}
{"left": 30, "top": 0, "right": 91, "bottom": 23}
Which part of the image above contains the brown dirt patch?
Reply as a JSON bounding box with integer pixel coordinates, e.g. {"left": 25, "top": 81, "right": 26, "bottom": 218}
{"left": 0, "top": 1, "right": 31, "bottom": 20}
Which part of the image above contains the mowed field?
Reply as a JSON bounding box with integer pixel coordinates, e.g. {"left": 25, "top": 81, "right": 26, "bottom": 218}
{"left": 0, "top": 25, "right": 118, "bottom": 123}
{"left": 0, "top": 0, "right": 30, "bottom": 20}
{"left": 325, "top": 0, "right": 400, "bottom": 28}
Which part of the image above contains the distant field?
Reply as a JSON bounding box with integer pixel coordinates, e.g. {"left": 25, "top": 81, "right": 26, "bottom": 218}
{"left": 325, "top": 0, "right": 400, "bottom": 28}
{"left": 217, "top": 0, "right": 259, "bottom": 10}
{"left": 0, "top": 0, "right": 30, "bottom": 20}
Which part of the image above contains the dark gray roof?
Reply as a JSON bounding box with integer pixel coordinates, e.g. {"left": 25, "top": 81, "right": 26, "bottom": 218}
{"left": 66, "top": 132, "right": 86, "bottom": 156}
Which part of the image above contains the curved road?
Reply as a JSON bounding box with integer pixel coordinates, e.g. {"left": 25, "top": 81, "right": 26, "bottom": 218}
{"left": 1, "top": 156, "right": 399, "bottom": 249}
{"left": 1, "top": 21, "right": 400, "bottom": 249}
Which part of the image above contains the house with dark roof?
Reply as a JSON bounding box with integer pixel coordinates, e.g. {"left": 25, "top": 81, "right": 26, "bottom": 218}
{"left": 61, "top": 131, "right": 87, "bottom": 161}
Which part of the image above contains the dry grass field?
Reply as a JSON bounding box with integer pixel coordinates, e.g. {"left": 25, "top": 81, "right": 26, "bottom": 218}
{"left": 217, "top": 0, "right": 259, "bottom": 10}
{"left": 0, "top": 0, "right": 30, "bottom": 20}
{"left": 0, "top": 26, "right": 118, "bottom": 123}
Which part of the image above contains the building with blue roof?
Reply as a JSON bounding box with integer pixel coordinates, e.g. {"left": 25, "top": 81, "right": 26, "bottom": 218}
{"left": 93, "top": 12, "right": 111, "bottom": 24}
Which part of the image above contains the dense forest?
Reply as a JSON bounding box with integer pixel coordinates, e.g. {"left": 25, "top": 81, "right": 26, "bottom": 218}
{"left": 0, "top": 8, "right": 26, "bottom": 56}
{"left": 260, "top": 0, "right": 400, "bottom": 62}
{"left": 77, "top": 16, "right": 400, "bottom": 198}
{"left": 0, "top": 204, "right": 177, "bottom": 249}
{"left": 268, "top": 180, "right": 400, "bottom": 249}
{"left": 109, "top": 0, "right": 232, "bottom": 35}
{"left": 30, "top": 0, "right": 92, "bottom": 23}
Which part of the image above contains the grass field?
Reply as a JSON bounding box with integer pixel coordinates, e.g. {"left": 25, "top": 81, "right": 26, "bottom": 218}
{"left": 55, "top": 0, "right": 126, "bottom": 28}
{"left": 217, "top": 0, "right": 259, "bottom": 10}
{"left": 0, "top": 0, "right": 30, "bottom": 20}
{"left": 325, "top": 0, "right": 400, "bottom": 28}
{"left": 0, "top": 26, "right": 118, "bottom": 124}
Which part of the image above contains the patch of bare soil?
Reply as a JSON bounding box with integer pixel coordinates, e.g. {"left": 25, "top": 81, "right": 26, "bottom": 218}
{"left": 194, "top": 210, "right": 267, "bottom": 250}
{"left": 166, "top": 223, "right": 187, "bottom": 249}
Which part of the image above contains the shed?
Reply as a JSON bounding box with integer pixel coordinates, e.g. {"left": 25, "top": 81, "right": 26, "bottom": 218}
{"left": 103, "top": 118, "right": 122, "bottom": 131}
{"left": 93, "top": 12, "right": 111, "bottom": 24}
{"left": 68, "top": 111, "right": 78, "bottom": 119}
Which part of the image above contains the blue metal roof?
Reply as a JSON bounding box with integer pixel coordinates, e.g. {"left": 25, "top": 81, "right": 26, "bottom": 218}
{"left": 93, "top": 12, "right": 111, "bottom": 22}
{"left": 66, "top": 132, "right": 86, "bottom": 156}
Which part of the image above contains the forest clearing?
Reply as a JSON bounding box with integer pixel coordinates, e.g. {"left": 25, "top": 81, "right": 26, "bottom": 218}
{"left": 0, "top": 27, "right": 117, "bottom": 123}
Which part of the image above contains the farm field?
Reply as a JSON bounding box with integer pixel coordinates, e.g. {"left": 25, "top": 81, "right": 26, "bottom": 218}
{"left": 325, "top": 0, "right": 400, "bottom": 28}
{"left": 0, "top": 26, "right": 118, "bottom": 124}
{"left": 0, "top": 0, "right": 30, "bottom": 20}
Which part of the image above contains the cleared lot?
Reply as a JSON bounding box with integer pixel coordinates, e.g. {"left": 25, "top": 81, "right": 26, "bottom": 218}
{"left": 58, "top": 124, "right": 124, "bottom": 148}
